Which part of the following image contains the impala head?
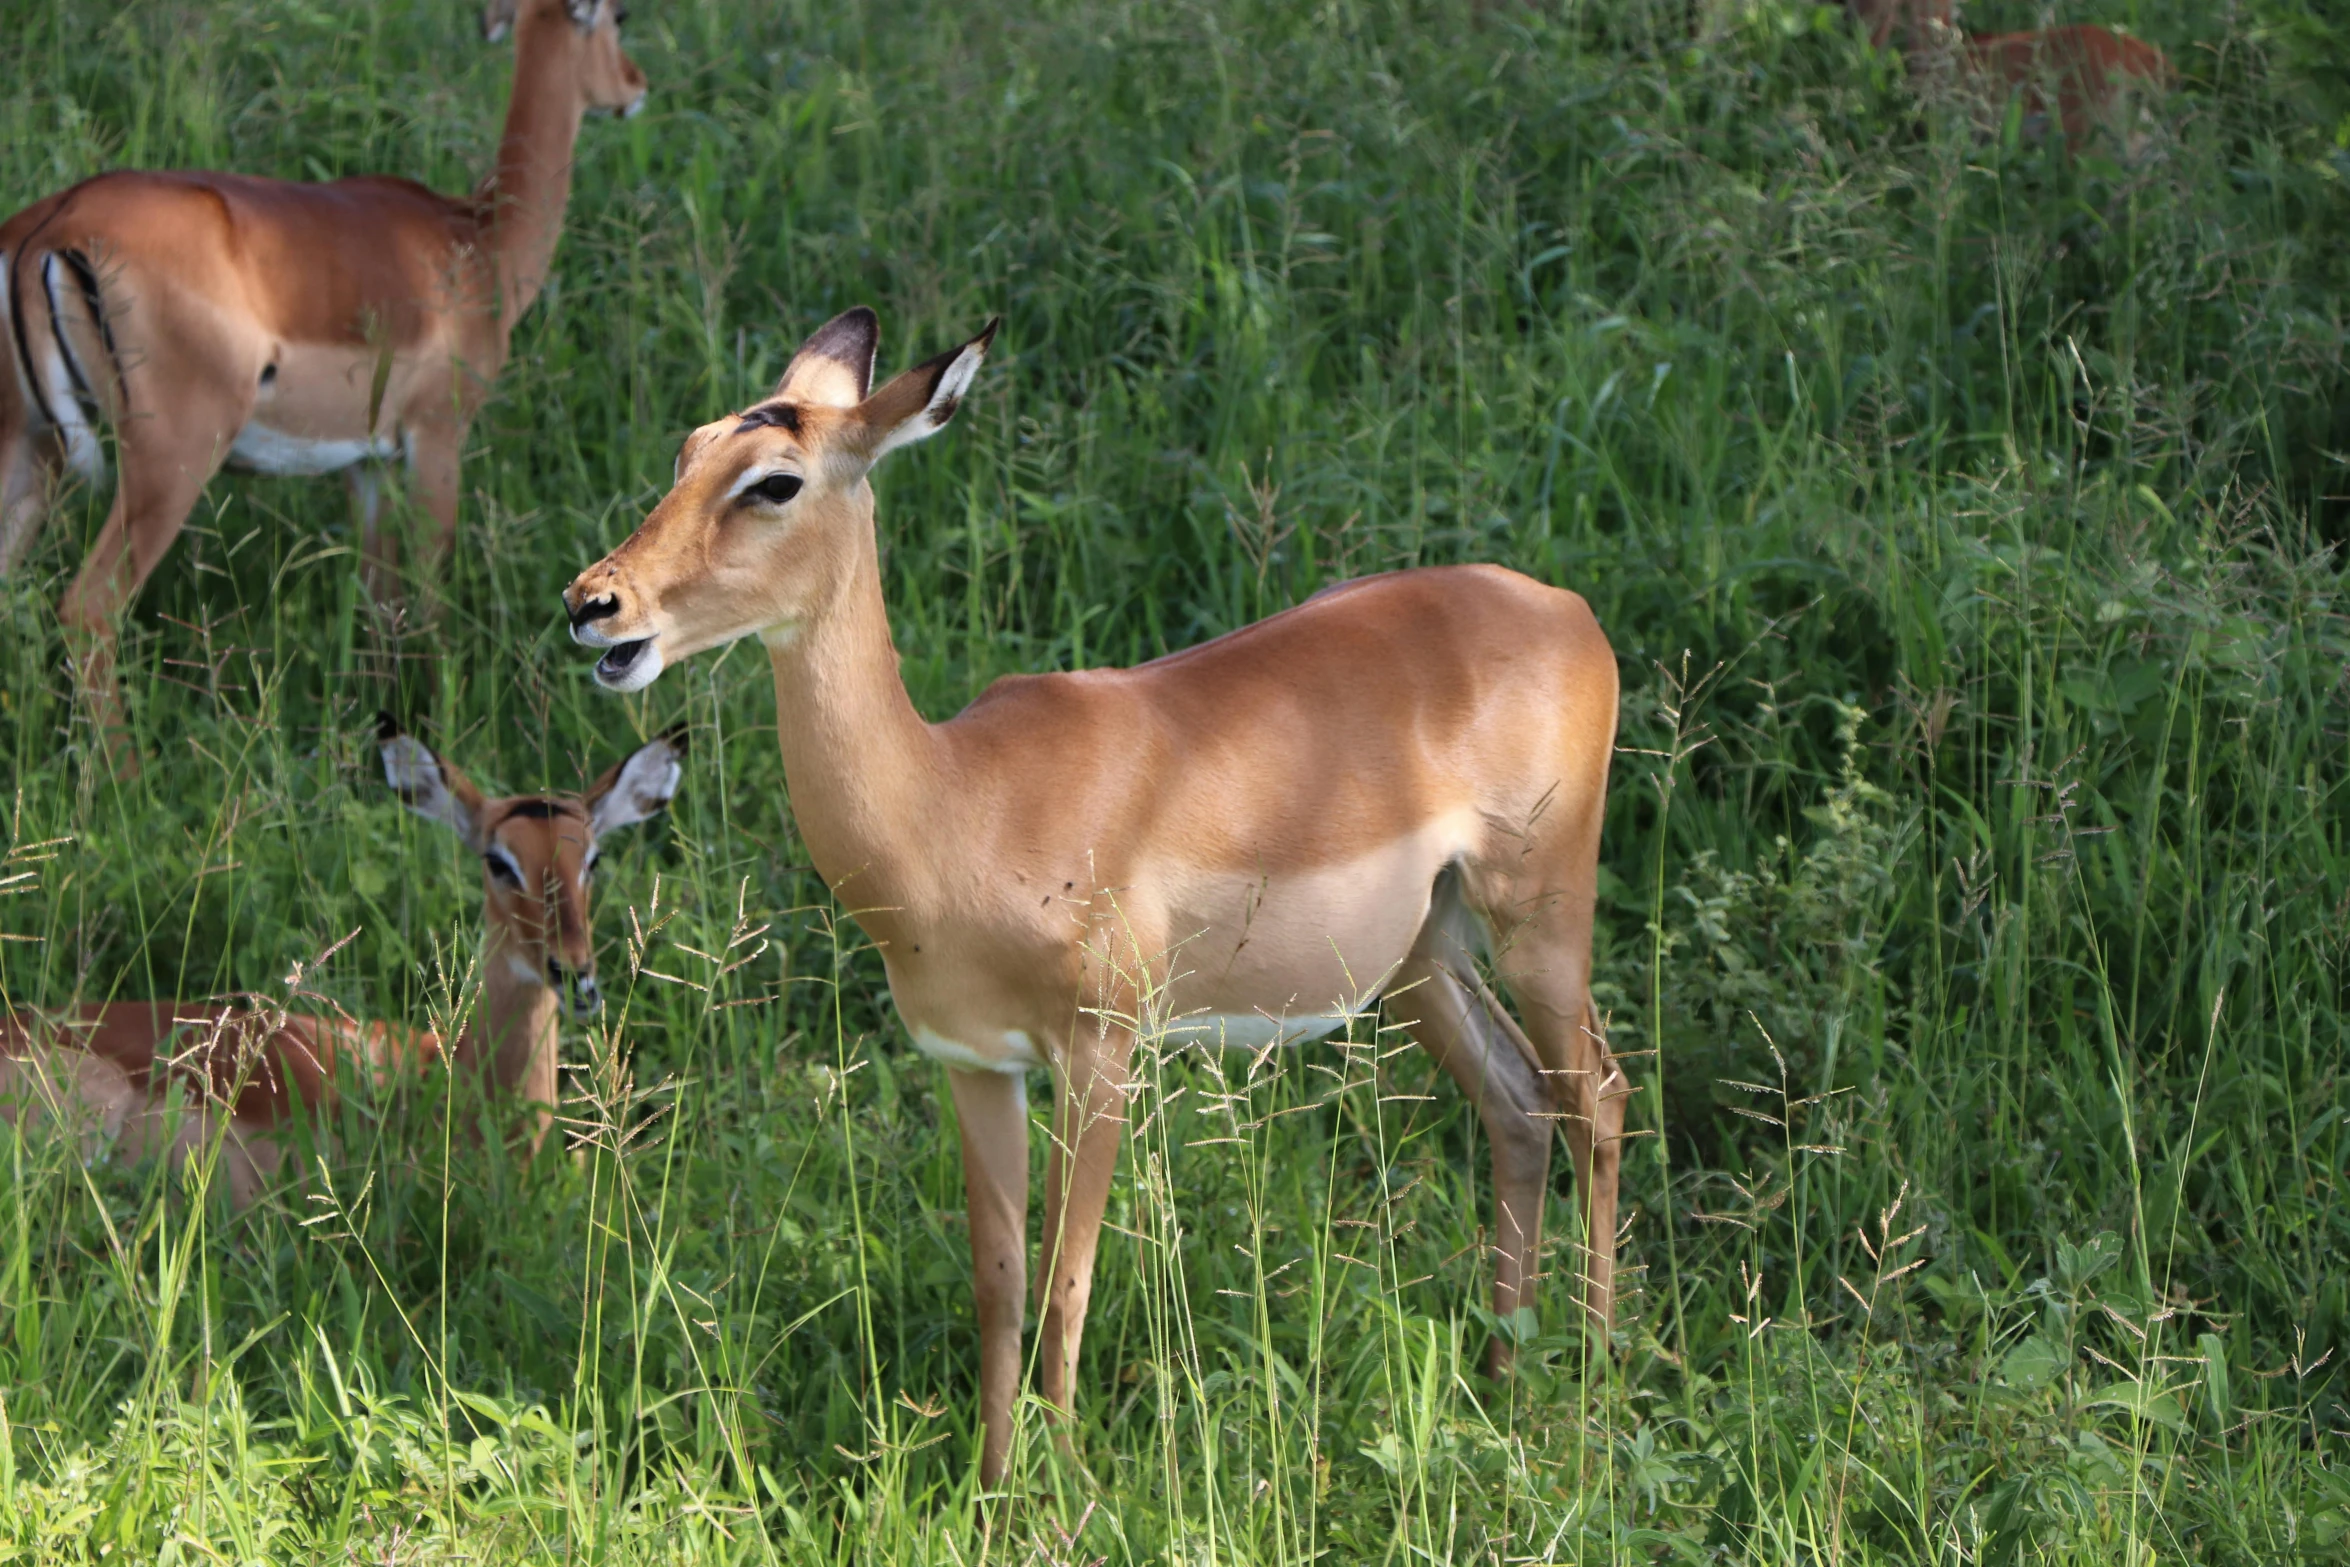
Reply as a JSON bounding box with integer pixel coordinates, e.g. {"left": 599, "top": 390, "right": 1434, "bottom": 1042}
{"left": 378, "top": 717, "right": 683, "bottom": 1016}
{"left": 483, "top": 0, "right": 647, "bottom": 118}
{"left": 564, "top": 308, "right": 999, "bottom": 689}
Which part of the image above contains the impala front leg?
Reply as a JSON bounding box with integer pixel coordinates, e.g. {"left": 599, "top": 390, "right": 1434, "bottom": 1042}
{"left": 366, "top": 422, "right": 463, "bottom": 613}
{"left": 949, "top": 1066, "right": 1032, "bottom": 1486}
{"left": 1035, "top": 1026, "right": 1135, "bottom": 1436}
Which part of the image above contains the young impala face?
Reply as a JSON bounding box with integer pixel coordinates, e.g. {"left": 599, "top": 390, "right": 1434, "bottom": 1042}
{"left": 484, "top": 0, "right": 647, "bottom": 117}
{"left": 563, "top": 308, "right": 997, "bottom": 689}
{"left": 378, "top": 719, "right": 682, "bottom": 1014}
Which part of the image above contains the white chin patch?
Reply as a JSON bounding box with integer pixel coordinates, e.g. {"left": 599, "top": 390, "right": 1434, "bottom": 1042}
{"left": 507, "top": 954, "right": 544, "bottom": 987}
{"left": 593, "top": 639, "right": 665, "bottom": 691}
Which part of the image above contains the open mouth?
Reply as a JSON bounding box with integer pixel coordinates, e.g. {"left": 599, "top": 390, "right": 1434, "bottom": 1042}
{"left": 594, "top": 638, "right": 659, "bottom": 690}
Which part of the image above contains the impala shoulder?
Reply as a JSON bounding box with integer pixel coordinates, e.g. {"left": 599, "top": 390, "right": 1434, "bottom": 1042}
{"left": 957, "top": 665, "right": 1118, "bottom": 723}
{"left": 328, "top": 173, "right": 471, "bottom": 222}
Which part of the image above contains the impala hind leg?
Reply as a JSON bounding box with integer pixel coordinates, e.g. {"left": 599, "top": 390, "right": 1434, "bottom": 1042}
{"left": 949, "top": 1066, "right": 1032, "bottom": 1486}
{"left": 0, "top": 419, "right": 59, "bottom": 577}
{"left": 1034, "top": 1024, "right": 1135, "bottom": 1454}
{"left": 1481, "top": 881, "right": 1622, "bottom": 1346}
{"left": 1390, "top": 877, "right": 1554, "bottom": 1373}
{"left": 58, "top": 444, "right": 225, "bottom": 774}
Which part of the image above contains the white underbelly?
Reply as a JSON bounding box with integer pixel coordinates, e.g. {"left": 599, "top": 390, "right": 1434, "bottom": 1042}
{"left": 910, "top": 1023, "right": 1046, "bottom": 1075}
{"left": 1157, "top": 1008, "right": 1368, "bottom": 1050}
{"left": 228, "top": 421, "right": 397, "bottom": 476}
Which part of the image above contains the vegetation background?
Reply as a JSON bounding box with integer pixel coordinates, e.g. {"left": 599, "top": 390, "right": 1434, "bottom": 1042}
{"left": 0, "top": 0, "right": 2345, "bottom": 1559}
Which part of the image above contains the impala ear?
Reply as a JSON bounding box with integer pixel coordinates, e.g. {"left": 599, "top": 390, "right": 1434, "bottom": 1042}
{"left": 482, "top": 0, "right": 519, "bottom": 41}
{"left": 585, "top": 725, "right": 686, "bottom": 839}
{"left": 379, "top": 715, "right": 487, "bottom": 852}
{"left": 851, "top": 318, "right": 998, "bottom": 467}
{"left": 772, "top": 307, "right": 879, "bottom": 410}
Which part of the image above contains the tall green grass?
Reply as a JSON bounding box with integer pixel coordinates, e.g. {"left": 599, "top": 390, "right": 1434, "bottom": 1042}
{"left": 0, "top": 0, "right": 2344, "bottom": 1558}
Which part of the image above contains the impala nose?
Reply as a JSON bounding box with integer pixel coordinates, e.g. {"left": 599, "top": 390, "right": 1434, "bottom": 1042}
{"left": 548, "top": 959, "right": 603, "bottom": 1018}
{"left": 569, "top": 591, "right": 620, "bottom": 631}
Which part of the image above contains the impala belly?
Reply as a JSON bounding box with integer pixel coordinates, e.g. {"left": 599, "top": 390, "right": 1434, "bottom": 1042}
{"left": 1157, "top": 1009, "right": 1364, "bottom": 1049}
{"left": 228, "top": 423, "right": 399, "bottom": 475}
{"left": 909, "top": 1023, "right": 1046, "bottom": 1074}
{"left": 1152, "top": 814, "right": 1479, "bottom": 1049}
{"left": 226, "top": 340, "right": 421, "bottom": 476}
{"left": 0, "top": 1045, "right": 141, "bottom": 1159}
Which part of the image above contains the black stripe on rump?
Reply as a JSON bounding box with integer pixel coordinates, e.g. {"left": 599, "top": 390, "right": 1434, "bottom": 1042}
{"left": 57, "top": 249, "right": 125, "bottom": 417}
{"left": 39, "top": 255, "right": 99, "bottom": 420}
{"left": 6, "top": 248, "right": 61, "bottom": 432}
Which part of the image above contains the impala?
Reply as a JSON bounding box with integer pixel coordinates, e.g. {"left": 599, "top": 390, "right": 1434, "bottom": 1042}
{"left": 0, "top": 718, "right": 681, "bottom": 1206}
{"left": 1845, "top": 2, "right": 2172, "bottom": 151}
{"left": 563, "top": 308, "right": 1625, "bottom": 1482}
{"left": 0, "top": 0, "right": 646, "bottom": 770}
{"left": 1957, "top": 24, "right": 2172, "bottom": 151}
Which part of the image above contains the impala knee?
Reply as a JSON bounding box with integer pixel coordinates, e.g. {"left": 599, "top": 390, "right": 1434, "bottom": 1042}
{"left": 972, "top": 1254, "right": 1025, "bottom": 1320}
{"left": 1044, "top": 1265, "right": 1094, "bottom": 1318}
{"left": 58, "top": 582, "right": 110, "bottom": 636}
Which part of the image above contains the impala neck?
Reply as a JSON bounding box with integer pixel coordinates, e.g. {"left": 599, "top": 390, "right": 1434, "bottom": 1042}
{"left": 482, "top": 9, "right": 591, "bottom": 331}
{"left": 765, "top": 498, "right": 949, "bottom": 915}
{"left": 449, "top": 928, "right": 561, "bottom": 1140}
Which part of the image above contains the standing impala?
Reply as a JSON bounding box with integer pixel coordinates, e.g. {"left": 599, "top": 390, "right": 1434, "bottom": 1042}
{"left": 0, "top": 0, "right": 646, "bottom": 770}
{"left": 0, "top": 719, "right": 681, "bottom": 1206}
{"left": 1845, "top": 2, "right": 2172, "bottom": 152}
{"left": 564, "top": 309, "right": 1624, "bottom": 1482}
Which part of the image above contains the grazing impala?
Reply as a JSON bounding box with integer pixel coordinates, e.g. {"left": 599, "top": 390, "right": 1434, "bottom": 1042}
{"left": 564, "top": 308, "right": 1624, "bottom": 1482}
{"left": 0, "top": 0, "right": 646, "bottom": 769}
{"left": 0, "top": 719, "right": 681, "bottom": 1206}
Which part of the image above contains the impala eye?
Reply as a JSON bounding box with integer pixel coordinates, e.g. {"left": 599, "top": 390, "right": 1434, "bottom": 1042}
{"left": 485, "top": 850, "right": 523, "bottom": 887}
{"left": 744, "top": 473, "right": 802, "bottom": 507}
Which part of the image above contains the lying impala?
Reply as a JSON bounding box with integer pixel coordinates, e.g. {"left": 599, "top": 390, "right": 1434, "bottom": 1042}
{"left": 0, "top": 719, "right": 681, "bottom": 1205}
{"left": 564, "top": 309, "right": 1624, "bottom": 1482}
{"left": 0, "top": 0, "right": 646, "bottom": 770}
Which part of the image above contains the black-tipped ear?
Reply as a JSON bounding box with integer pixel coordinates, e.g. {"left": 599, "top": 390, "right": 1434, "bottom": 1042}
{"left": 586, "top": 729, "right": 686, "bottom": 838}
{"left": 772, "top": 307, "right": 880, "bottom": 409}
{"left": 381, "top": 727, "right": 488, "bottom": 852}
{"left": 855, "top": 317, "right": 999, "bottom": 463}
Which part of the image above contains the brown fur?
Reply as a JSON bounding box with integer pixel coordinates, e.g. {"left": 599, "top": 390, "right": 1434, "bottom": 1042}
{"left": 0, "top": 0, "right": 646, "bottom": 773}
{"left": 566, "top": 309, "right": 1626, "bottom": 1484}
{"left": 0, "top": 725, "right": 679, "bottom": 1208}
{"left": 1844, "top": 4, "right": 2173, "bottom": 151}
{"left": 1960, "top": 25, "right": 2173, "bottom": 149}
